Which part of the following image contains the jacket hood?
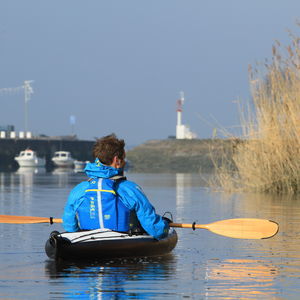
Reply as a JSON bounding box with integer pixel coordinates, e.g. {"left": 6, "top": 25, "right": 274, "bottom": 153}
{"left": 84, "top": 158, "right": 123, "bottom": 179}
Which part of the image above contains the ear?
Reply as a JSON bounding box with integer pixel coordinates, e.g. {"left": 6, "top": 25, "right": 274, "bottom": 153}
{"left": 111, "top": 156, "right": 119, "bottom": 168}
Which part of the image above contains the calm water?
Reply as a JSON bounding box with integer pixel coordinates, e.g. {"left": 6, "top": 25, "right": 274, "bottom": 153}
{"left": 0, "top": 169, "right": 300, "bottom": 299}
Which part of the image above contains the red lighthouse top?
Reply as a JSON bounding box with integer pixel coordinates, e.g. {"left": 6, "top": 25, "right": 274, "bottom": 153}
{"left": 176, "top": 99, "right": 183, "bottom": 112}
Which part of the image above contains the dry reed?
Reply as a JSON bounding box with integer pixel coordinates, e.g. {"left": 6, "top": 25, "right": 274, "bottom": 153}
{"left": 212, "top": 30, "right": 300, "bottom": 194}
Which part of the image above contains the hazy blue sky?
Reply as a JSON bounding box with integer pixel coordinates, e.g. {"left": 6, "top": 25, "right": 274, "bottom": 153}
{"left": 1, "top": 1, "right": 300, "bottom": 145}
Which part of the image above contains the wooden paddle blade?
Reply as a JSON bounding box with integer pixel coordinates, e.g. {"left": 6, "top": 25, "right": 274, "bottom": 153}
{"left": 202, "top": 218, "right": 278, "bottom": 239}
{"left": 0, "top": 215, "right": 63, "bottom": 224}
{"left": 170, "top": 218, "right": 279, "bottom": 239}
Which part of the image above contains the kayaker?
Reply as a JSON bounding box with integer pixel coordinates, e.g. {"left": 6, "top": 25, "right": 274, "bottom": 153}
{"left": 62, "top": 133, "right": 169, "bottom": 240}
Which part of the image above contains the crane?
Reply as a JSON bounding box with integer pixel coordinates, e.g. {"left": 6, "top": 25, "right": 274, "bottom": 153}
{"left": 0, "top": 80, "right": 34, "bottom": 133}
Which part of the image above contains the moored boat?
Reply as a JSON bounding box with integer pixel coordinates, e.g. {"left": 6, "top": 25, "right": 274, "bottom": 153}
{"left": 14, "top": 149, "right": 45, "bottom": 167}
{"left": 51, "top": 151, "right": 74, "bottom": 168}
{"left": 74, "top": 160, "right": 89, "bottom": 172}
{"left": 45, "top": 228, "right": 177, "bottom": 261}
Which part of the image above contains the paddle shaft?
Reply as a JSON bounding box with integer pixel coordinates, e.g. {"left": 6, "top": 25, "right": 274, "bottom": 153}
{"left": 170, "top": 222, "right": 208, "bottom": 230}
{"left": 0, "top": 215, "right": 62, "bottom": 224}
{"left": 0, "top": 215, "right": 278, "bottom": 239}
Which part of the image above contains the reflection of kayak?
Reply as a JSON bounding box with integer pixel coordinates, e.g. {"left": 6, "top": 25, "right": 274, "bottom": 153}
{"left": 45, "top": 228, "right": 178, "bottom": 261}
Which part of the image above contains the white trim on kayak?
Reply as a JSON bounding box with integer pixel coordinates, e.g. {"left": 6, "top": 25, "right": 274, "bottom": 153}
{"left": 58, "top": 228, "right": 176, "bottom": 244}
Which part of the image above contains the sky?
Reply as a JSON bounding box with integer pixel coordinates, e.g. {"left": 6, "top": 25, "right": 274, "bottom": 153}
{"left": 1, "top": 1, "right": 300, "bottom": 146}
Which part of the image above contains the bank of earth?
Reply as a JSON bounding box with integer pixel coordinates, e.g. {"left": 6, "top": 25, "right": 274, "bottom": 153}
{"left": 126, "top": 139, "right": 234, "bottom": 173}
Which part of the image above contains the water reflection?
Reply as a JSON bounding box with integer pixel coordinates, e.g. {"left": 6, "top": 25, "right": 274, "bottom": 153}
{"left": 16, "top": 167, "right": 45, "bottom": 188}
{"left": 204, "top": 258, "right": 278, "bottom": 299}
{"left": 0, "top": 172, "right": 5, "bottom": 192}
{"left": 52, "top": 167, "right": 74, "bottom": 175}
{"left": 176, "top": 173, "right": 192, "bottom": 222}
{"left": 51, "top": 167, "right": 74, "bottom": 187}
{"left": 45, "top": 255, "right": 177, "bottom": 299}
{"left": 175, "top": 173, "right": 210, "bottom": 223}
{"left": 202, "top": 192, "right": 300, "bottom": 298}
{"left": 236, "top": 193, "right": 300, "bottom": 281}
{"left": 16, "top": 166, "right": 46, "bottom": 175}
{"left": 1, "top": 172, "right": 300, "bottom": 298}
{"left": 0, "top": 169, "right": 82, "bottom": 217}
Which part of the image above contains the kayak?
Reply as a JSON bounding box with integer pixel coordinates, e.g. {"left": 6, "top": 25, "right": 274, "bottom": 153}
{"left": 45, "top": 228, "right": 178, "bottom": 261}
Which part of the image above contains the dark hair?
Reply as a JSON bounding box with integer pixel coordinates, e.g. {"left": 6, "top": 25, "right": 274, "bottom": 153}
{"left": 92, "top": 133, "right": 125, "bottom": 165}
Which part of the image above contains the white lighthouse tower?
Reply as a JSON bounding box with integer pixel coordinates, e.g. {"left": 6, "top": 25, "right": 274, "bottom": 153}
{"left": 176, "top": 92, "right": 197, "bottom": 139}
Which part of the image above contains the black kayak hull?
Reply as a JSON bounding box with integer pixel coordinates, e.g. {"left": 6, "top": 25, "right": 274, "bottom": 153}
{"left": 45, "top": 228, "right": 178, "bottom": 261}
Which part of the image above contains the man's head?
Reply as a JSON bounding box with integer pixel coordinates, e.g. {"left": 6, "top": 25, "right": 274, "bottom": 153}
{"left": 93, "top": 134, "right": 125, "bottom": 168}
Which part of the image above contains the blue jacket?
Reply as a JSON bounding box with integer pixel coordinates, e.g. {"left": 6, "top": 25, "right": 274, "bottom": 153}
{"left": 62, "top": 159, "right": 169, "bottom": 240}
{"left": 76, "top": 177, "right": 132, "bottom": 232}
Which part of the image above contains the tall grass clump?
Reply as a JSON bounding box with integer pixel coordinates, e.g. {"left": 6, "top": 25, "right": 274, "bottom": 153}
{"left": 213, "top": 30, "right": 300, "bottom": 194}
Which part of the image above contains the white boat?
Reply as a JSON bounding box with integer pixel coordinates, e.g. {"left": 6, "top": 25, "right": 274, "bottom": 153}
{"left": 74, "top": 160, "right": 89, "bottom": 172}
{"left": 14, "top": 149, "right": 45, "bottom": 167}
{"left": 51, "top": 151, "right": 74, "bottom": 168}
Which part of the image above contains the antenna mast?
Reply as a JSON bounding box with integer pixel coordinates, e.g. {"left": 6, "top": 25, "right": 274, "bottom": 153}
{"left": 23, "top": 80, "right": 34, "bottom": 132}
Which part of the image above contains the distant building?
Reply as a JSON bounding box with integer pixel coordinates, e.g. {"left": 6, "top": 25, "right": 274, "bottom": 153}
{"left": 0, "top": 125, "right": 15, "bottom": 138}
{"left": 0, "top": 125, "right": 14, "bottom": 132}
{"left": 176, "top": 92, "right": 197, "bottom": 139}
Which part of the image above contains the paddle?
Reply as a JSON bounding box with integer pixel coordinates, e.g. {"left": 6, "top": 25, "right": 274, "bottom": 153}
{"left": 0, "top": 215, "right": 278, "bottom": 239}
{"left": 170, "top": 218, "right": 279, "bottom": 239}
{"left": 0, "top": 215, "right": 63, "bottom": 224}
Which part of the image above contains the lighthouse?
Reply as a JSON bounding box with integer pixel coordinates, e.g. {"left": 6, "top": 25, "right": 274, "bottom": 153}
{"left": 176, "top": 92, "right": 197, "bottom": 139}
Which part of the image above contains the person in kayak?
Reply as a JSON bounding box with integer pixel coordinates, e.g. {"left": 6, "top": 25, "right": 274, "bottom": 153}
{"left": 62, "top": 133, "right": 169, "bottom": 240}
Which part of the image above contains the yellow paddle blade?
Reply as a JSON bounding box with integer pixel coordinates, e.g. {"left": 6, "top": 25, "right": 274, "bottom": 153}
{"left": 0, "top": 215, "right": 63, "bottom": 224}
{"left": 170, "top": 218, "right": 279, "bottom": 239}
